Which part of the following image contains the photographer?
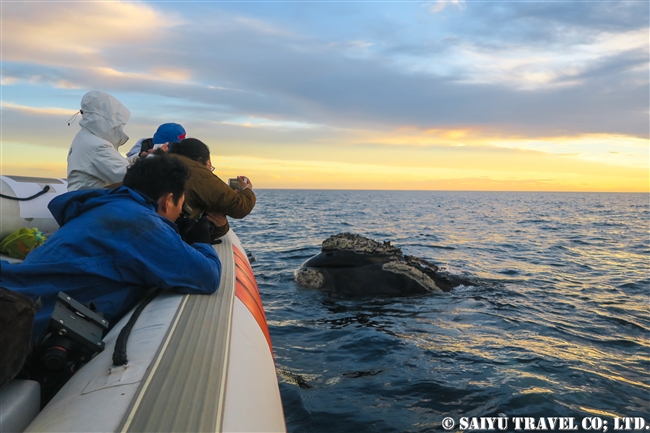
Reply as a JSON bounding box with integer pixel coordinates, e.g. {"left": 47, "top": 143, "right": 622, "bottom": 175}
{"left": 1, "top": 155, "right": 221, "bottom": 341}
{"left": 67, "top": 91, "right": 136, "bottom": 191}
{"left": 168, "top": 138, "right": 256, "bottom": 240}
{"left": 125, "top": 122, "right": 187, "bottom": 158}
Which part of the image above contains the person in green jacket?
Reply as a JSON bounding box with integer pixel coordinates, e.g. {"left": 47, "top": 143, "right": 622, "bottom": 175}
{"left": 168, "top": 138, "right": 256, "bottom": 239}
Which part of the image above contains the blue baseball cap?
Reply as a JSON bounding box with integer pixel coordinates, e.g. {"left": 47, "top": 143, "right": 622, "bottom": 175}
{"left": 153, "top": 123, "right": 186, "bottom": 145}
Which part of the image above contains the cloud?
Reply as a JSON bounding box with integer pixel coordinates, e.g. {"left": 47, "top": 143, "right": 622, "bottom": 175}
{"left": 382, "top": 8, "right": 648, "bottom": 91}
{"left": 90, "top": 66, "right": 193, "bottom": 84}
{"left": 1, "top": 103, "right": 82, "bottom": 154}
{"left": 54, "top": 80, "right": 83, "bottom": 90}
{"left": 1, "top": 77, "right": 19, "bottom": 86}
{"left": 429, "top": 0, "right": 466, "bottom": 14}
{"left": 2, "top": 2, "right": 648, "bottom": 153}
{"left": 1, "top": 102, "right": 77, "bottom": 117}
{"left": 222, "top": 116, "right": 325, "bottom": 131}
{"left": 0, "top": 101, "right": 152, "bottom": 150}
{"left": 129, "top": 4, "right": 645, "bottom": 139}
{"left": 2, "top": 2, "right": 182, "bottom": 67}
{"left": 230, "top": 16, "right": 297, "bottom": 38}
{"left": 440, "top": 28, "right": 649, "bottom": 90}
{"left": 442, "top": 2, "right": 649, "bottom": 44}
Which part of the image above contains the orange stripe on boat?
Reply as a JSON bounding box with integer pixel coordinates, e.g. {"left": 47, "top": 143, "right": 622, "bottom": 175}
{"left": 233, "top": 245, "right": 272, "bottom": 351}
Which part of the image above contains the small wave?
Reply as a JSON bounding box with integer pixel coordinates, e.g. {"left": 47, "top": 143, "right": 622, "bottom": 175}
{"left": 284, "top": 253, "right": 319, "bottom": 260}
{"left": 517, "top": 219, "right": 551, "bottom": 224}
{"left": 599, "top": 315, "right": 649, "bottom": 332}
{"left": 593, "top": 222, "right": 628, "bottom": 227}
{"left": 427, "top": 244, "right": 456, "bottom": 250}
{"left": 452, "top": 285, "right": 476, "bottom": 292}
{"left": 547, "top": 244, "right": 577, "bottom": 253}
{"left": 498, "top": 269, "right": 520, "bottom": 276}
{"left": 342, "top": 370, "right": 383, "bottom": 378}
{"left": 278, "top": 246, "right": 320, "bottom": 254}
{"left": 597, "top": 339, "right": 644, "bottom": 348}
{"left": 618, "top": 280, "right": 650, "bottom": 291}
{"left": 513, "top": 355, "right": 546, "bottom": 364}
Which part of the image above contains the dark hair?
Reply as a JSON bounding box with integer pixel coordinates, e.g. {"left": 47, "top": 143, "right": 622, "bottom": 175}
{"left": 123, "top": 154, "right": 190, "bottom": 205}
{"left": 169, "top": 138, "right": 211, "bottom": 165}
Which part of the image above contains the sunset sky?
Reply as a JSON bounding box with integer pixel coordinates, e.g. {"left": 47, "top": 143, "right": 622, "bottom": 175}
{"left": 1, "top": 0, "right": 648, "bottom": 191}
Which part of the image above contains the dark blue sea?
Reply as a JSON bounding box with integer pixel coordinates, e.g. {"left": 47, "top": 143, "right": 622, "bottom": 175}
{"left": 230, "top": 190, "right": 649, "bottom": 433}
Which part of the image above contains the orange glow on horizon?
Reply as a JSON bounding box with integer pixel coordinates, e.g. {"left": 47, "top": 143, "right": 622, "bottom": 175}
{"left": 1, "top": 109, "right": 647, "bottom": 192}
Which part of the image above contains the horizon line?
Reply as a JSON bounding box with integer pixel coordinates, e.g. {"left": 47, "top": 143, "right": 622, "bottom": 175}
{"left": 253, "top": 188, "right": 649, "bottom": 193}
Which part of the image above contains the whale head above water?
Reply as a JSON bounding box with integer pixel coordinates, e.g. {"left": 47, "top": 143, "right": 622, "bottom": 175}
{"left": 295, "top": 233, "right": 470, "bottom": 296}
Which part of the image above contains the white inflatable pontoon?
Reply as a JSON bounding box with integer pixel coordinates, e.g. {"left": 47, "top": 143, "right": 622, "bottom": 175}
{"left": 0, "top": 175, "right": 286, "bottom": 433}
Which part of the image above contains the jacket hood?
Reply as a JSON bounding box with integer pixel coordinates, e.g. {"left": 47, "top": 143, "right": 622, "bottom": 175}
{"left": 48, "top": 186, "right": 167, "bottom": 228}
{"left": 78, "top": 91, "right": 131, "bottom": 148}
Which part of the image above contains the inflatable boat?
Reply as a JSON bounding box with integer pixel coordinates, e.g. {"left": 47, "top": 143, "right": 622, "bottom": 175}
{"left": 0, "top": 175, "right": 286, "bottom": 433}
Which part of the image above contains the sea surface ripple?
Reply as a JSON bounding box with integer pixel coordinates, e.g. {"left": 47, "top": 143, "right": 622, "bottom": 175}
{"left": 230, "top": 190, "right": 649, "bottom": 433}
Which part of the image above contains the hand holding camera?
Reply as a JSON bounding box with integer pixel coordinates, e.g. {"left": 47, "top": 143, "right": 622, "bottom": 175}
{"left": 228, "top": 176, "right": 253, "bottom": 191}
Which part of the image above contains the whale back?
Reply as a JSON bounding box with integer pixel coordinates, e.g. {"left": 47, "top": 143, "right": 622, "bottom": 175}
{"left": 296, "top": 233, "right": 470, "bottom": 295}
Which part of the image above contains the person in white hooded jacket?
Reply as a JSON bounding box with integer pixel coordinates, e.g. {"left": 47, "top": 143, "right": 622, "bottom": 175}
{"left": 67, "top": 91, "right": 139, "bottom": 191}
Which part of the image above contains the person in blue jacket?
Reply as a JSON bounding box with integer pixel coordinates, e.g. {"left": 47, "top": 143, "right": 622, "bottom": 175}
{"left": 0, "top": 155, "right": 222, "bottom": 340}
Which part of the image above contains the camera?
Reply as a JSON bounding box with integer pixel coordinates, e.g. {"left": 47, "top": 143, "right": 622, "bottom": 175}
{"left": 228, "top": 178, "right": 242, "bottom": 190}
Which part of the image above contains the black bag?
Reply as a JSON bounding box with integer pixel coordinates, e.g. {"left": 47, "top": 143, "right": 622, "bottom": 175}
{"left": 182, "top": 216, "right": 214, "bottom": 245}
{"left": 176, "top": 215, "right": 221, "bottom": 245}
{"left": 0, "top": 287, "right": 39, "bottom": 388}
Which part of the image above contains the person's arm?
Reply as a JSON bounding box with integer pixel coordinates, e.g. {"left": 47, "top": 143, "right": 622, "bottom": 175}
{"left": 125, "top": 221, "right": 221, "bottom": 294}
{"left": 226, "top": 188, "right": 256, "bottom": 219}
{"left": 172, "top": 243, "right": 222, "bottom": 294}
{"left": 197, "top": 170, "right": 256, "bottom": 219}
{"left": 91, "top": 142, "right": 130, "bottom": 185}
{"left": 125, "top": 139, "right": 144, "bottom": 158}
{"left": 205, "top": 211, "right": 227, "bottom": 227}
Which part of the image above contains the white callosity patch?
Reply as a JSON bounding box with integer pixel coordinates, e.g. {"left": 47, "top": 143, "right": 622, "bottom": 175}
{"left": 294, "top": 268, "right": 324, "bottom": 289}
{"left": 322, "top": 233, "right": 402, "bottom": 256}
{"left": 382, "top": 261, "right": 442, "bottom": 293}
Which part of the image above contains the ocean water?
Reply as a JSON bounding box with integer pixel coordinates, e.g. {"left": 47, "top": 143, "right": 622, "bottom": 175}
{"left": 230, "top": 190, "right": 649, "bottom": 433}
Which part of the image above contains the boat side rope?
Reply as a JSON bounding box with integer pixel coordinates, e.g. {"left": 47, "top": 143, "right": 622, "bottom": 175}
{"left": 112, "top": 287, "right": 163, "bottom": 367}
{"left": 0, "top": 185, "right": 50, "bottom": 201}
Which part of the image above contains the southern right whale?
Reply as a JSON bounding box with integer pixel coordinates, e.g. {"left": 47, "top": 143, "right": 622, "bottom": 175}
{"left": 295, "top": 233, "right": 471, "bottom": 296}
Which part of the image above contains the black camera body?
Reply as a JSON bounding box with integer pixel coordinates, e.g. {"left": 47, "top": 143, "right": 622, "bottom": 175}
{"left": 39, "top": 292, "right": 109, "bottom": 371}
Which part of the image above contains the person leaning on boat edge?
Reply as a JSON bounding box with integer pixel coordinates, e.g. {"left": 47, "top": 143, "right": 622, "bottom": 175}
{"left": 168, "top": 138, "right": 256, "bottom": 240}
{"left": 0, "top": 154, "right": 222, "bottom": 341}
{"left": 67, "top": 90, "right": 156, "bottom": 191}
